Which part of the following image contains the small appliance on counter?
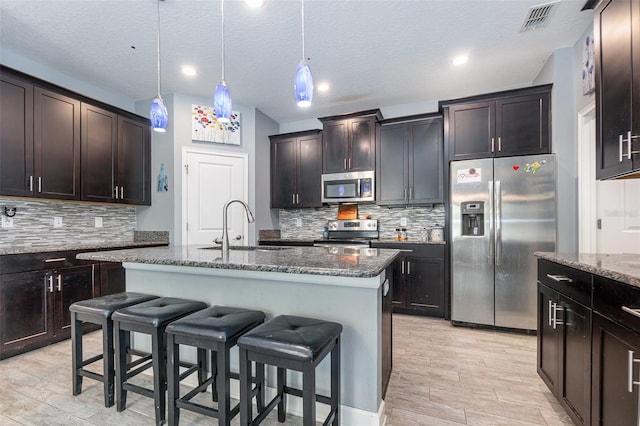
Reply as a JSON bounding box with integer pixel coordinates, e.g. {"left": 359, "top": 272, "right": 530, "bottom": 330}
{"left": 313, "top": 219, "right": 379, "bottom": 248}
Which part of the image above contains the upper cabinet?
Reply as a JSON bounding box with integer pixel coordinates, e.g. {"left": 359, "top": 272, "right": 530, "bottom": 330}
{"left": 594, "top": 0, "right": 640, "bottom": 179}
{"left": 0, "top": 67, "right": 151, "bottom": 205}
{"left": 1, "top": 73, "right": 81, "bottom": 200}
{"left": 377, "top": 114, "right": 443, "bottom": 206}
{"left": 319, "top": 109, "right": 383, "bottom": 173}
{"left": 270, "top": 130, "right": 323, "bottom": 209}
{"left": 442, "top": 85, "right": 551, "bottom": 161}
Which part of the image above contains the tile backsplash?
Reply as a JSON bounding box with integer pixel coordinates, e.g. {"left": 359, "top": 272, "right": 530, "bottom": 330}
{"left": 0, "top": 198, "right": 136, "bottom": 248}
{"left": 278, "top": 204, "right": 445, "bottom": 240}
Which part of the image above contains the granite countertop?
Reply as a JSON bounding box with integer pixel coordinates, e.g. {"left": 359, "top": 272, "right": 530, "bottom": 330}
{"left": 535, "top": 252, "right": 640, "bottom": 288}
{"left": 258, "top": 237, "right": 316, "bottom": 244}
{"left": 77, "top": 245, "right": 400, "bottom": 278}
{"left": 373, "top": 239, "right": 446, "bottom": 245}
{"left": 0, "top": 240, "right": 168, "bottom": 256}
{"left": 257, "top": 237, "right": 445, "bottom": 246}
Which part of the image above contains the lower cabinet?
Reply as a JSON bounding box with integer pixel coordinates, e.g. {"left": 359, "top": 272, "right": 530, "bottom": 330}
{"left": 372, "top": 243, "right": 445, "bottom": 318}
{"left": 99, "top": 262, "right": 126, "bottom": 296}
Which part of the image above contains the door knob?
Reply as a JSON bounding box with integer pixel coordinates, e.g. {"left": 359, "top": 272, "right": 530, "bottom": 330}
{"left": 234, "top": 235, "right": 243, "bottom": 240}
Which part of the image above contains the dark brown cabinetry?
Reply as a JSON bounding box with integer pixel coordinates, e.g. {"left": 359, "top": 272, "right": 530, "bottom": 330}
{"left": 594, "top": 0, "right": 640, "bottom": 179}
{"left": 377, "top": 114, "right": 443, "bottom": 206}
{"left": 0, "top": 71, "right": 81, "bottom": 200}
{"left": 442, "top": 85, "right": 551, "bottom": 161}
{"left": 372, "top": 243, "right": 445, "bottom": 318}
{"left": 319, "top": 109, "right": 382, "bottom": 173}
{"left": 81, "top": 104, "right": 151, "bottom": 205}
{"left": 99, "top": 262, "right": 126, "bottom": 296}
{"left": 270, "top": 130, "right": 322, "bottom": 208}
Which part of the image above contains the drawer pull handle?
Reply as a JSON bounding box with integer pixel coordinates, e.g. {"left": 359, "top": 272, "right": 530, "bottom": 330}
{"left": 628, "top": 350, "right": 640, "bottom": 393}
{"left": 546, "top": 274, "right": 573, "bottom": 283}
{"left": 45, "top": 257, "right": 66, "bottom": 263}
{"left": 622, "top": 306, "right": 640, "bottom": 319}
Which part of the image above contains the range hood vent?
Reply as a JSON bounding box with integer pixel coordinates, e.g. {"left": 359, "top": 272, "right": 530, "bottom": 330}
{"left": 520, "top": 2, "right": 558, "bottom": 32}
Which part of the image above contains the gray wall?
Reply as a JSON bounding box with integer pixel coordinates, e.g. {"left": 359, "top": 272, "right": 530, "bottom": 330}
{"left": 255, "top": 109, "right": 280, "bottom": 231}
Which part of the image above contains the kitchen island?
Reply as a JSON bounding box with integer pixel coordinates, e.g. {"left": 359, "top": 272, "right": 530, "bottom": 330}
{"left": 77, "top": 244, "right": 399, "bottom": 425}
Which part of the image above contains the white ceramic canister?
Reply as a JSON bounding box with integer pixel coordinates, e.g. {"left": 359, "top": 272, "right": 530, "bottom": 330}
{"left": 430, "top": 224, "right": 444, "bottom": 242}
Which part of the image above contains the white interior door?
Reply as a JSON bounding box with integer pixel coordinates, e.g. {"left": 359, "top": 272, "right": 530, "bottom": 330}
{"left": 596, "top": 179, "right": 640, "bottom": 253}
{"left": 184, "top": 150, "right": 248, "bottom": 246}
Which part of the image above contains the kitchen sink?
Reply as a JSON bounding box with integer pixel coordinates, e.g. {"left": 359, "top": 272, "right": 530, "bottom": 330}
{"left": 199, "top": 246, "right": 291, "bottom": 252}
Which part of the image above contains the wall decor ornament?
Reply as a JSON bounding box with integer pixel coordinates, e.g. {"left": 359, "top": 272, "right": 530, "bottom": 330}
{"left": 191, "top": 104, "right": 241, "bottom": 145}
{"left": 582, "top": 32, "right": 595, "bottom": 95}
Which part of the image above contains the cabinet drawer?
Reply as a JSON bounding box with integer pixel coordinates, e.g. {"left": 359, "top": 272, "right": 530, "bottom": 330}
{"left": 593, "top": 276, "right": 640, "bottom": 334}
{"left": 537, "top": 260, "right": 592, "bottom": 306}
{"left": 0, "top": 250, "right": 89, "bottom": 274}
{"left": 371, "top": 243, "right": 444, "bottom": 258}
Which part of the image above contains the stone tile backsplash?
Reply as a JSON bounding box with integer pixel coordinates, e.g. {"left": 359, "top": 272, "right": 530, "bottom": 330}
{"left": 279, "top": 204, "right": 445, "bottom": 240}
{"left": 0, "top": 198, "right": 136, "bottom": 248}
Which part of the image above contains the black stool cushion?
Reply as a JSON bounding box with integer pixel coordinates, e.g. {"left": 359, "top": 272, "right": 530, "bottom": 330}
{"left": 166, "top": 306, "right": 265, "bottom": 342}
{"left": 112, "top": 297, "right": 207, "bottom": 327}
{"left": 69, "top": 292, "right": 159, "bottom": 318}
{"left": 238, "top": 315, "right": 343, "bottom": 362}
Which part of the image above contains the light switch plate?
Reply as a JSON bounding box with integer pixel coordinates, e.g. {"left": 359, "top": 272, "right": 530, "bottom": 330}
{"left": 95, "top": 217, "right": 103, "bottom": 228}
{"left": 1, "top": 216, "right": 14, "bottom": 228}
{"left": 400, "top": 217, "right": 407, "bottom": 226}
{"left": 296, "top": 218, "right": 302, "bottom": 227}
{"left": 53, "top": 217, "right": 63, "bottom": 228}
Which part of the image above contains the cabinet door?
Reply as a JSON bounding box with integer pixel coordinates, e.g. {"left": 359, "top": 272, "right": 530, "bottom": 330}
{"left": 100, "top": 262, "right": 125, "bottom": 296}
{"left": 117, "top": 116, "right": 150, "bottom": 205}
{"left": 322, "top": 120, "right": 349, "bottom": 173}
{"left": 33, "top": 87, "right": 81, "bottom": 200}
{"left": 406, "top": 256, "right": 444, "bottom": 317}
{"left": 55, "top": 265, "right": 96, "bottom": 335}
{"left": 391, "top": 256, "right": 406, "bottom": 307}
{"left": 0, "top": 74, "right": 34, "bottom": 197}
{"left": 537, "top": 284, "right": 560, "bottom": 395}
{"left": 448, "top": 101, "right": 494, "bottom": 160}
{"left": 595, "top": 0, "right": 635, "bottom": 178}
{"left": 271, "top": 137, "right": 297, "bottom": 208}
{"left": 592, "top": 313, "right": 640, "bottom": 426}
{"left": 81, "top": 103, "right": 117, "bottom": 203}
{"left": 0, "top": 271, "right": 53, "bottom": 359}
{"left": 348, "top": 116, "right": 375, "bottom": 171}
{"left": 409, "top": 118, "right": 443, "bottom": 204}
{"left": 559, "top": 297, "right": 591, "bottom": 426}
{"left": 296, "top": 134, "right": 322, "bottom": 207}
{"left": 377, "top": 123, "right": 408, "bottom": 205}
{"left": 495, "top": 92, "right": 550, "bottom": 157}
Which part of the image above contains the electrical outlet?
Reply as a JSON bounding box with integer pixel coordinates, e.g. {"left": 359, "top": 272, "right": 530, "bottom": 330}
{"left": 53, "top": 217, "right": 63, "bottom": 228}
{"left": 95, "top": 217, "right": 103, "bottom": 228}
{"left": 1, "top": 216, "right": 14, "bottom": 228}
{"left": 296, "top": 218, "right": 302, "bottom": 227}
{"left": 400, "top": 217, "right": 407, "bottom": 227}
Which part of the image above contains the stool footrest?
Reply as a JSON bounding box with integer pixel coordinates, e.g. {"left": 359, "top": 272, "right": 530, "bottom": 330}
{"left": 182, "top": 376, "right": 215, "bottom": 401}
{"left": 253, "top": 394, "right": 282, "bottom": 425}
{"left": 322, "top": 409, "right": 338, "bottom": 426}
{"left": 123, "top": 382, "right": 155, "bottom": 399}
{"left": 283, "top": 385, "right": 332, "bottom": 405}
{"left": 78, "top": 370, "right": 104, "bottom": 382}
{"left": 80, "top": 353, "right": 103, "bottom": 368}
{"left": 126, "top": 358, "right": 153, "bottom": 379}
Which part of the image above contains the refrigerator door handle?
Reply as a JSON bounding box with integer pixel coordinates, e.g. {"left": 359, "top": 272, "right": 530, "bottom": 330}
{"left": 488, "top": 181, "right": 494, "bottom": 266}
{"left": 495, "top": 180, "right": 502, "bottom": 266}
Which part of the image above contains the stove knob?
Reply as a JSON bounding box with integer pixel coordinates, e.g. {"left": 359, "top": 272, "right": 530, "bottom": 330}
{"left": 328, "top": 222, "right": 338, "bottom": 230}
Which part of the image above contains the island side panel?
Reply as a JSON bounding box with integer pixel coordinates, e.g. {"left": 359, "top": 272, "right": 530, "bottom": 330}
{"left": 123, "top": 263, "right": 384, "bottom": 415}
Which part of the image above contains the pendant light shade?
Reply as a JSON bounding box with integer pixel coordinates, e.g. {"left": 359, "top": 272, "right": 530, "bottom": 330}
{"left": 150, "top": 0, "right": 168, "bottom": 132}
{"left": 214, "top": 0, "right": 232, "bottom": 123}
{"left": 294, "top": 0, "right": 313, "bottom": 107}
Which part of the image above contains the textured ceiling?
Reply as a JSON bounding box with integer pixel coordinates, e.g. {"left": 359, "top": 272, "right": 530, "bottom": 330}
{"left": 0, "top": 0, "right": 593, "bottom": 124}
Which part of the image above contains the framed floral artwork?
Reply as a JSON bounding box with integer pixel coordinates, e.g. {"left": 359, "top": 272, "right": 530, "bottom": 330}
{"left": 582, "top": 33, "right": 595, "bottom": 95}
{"left": 191, "top": 104, "right": 241, "bottom": 145}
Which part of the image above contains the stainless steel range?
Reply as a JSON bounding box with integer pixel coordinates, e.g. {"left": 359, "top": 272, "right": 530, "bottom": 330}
{"left": 313, "top": 219, "right": 379, "bottom": 248}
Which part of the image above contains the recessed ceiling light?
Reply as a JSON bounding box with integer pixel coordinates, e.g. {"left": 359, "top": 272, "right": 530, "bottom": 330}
{"left": 317, "top": 82, "right": 330, "bottom": 92}
{"left": 452, "top": 55, "right": 469, "bottom": 66}
{"left": 181, "top": 65, "right": 197, "bottom": 76}
{"left": 242, "top": 0, "right": 265, "bottom": 8}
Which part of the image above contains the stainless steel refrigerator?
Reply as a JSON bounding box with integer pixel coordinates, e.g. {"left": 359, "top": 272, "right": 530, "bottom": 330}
{"left": 450, "top": 154, "right": 556, "bottom": 330}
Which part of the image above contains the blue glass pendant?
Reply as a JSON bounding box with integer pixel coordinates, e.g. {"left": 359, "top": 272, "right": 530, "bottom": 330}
{"left": 214, "top": 81, "right": 232, "bottom": 123}
{"left": 150, "top": 96, "right": 168, "bottom": 132}
{"left": 294, "top": 61, "right": 314, "bottom": 107}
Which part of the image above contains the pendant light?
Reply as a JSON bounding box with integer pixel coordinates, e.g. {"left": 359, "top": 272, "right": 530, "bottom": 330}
{"left": 294, "top": 0, "right": 313, "bottom": 107}
{"left": 150, "top": 0, "right": 168, "bottom": 132}
{"left": 214, "top": 0, "right": 232, "bottom": 123}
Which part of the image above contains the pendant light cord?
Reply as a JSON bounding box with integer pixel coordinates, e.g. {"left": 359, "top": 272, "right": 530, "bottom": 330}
{"left": 156, "top": 0, "right": 162, "bottom": 97}
{"left": 301, "top": 0, "right": 305, "bottom": 62}
{"left": 221, "top": 0, "right": 225, "bottom": 81}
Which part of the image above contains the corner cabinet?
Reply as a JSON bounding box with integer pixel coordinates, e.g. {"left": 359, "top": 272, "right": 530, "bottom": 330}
{"left": 319, "top": 109, "right": 382, "bottom": 173}
{"left": 442, "top": 85, "right": 551, "bottom": 161}
{"left": 594, "top": 0, "right": 640, "bottom": 179}
{"left": 270, "top": 130, "right": 322, "bottom": 208}
{"left": 377, "top": 114, "right": 443, "bottom": 206}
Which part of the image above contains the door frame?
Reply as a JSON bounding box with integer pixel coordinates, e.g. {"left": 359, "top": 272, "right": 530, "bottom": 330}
{"left": 577, "top": 102, "right": 596, "bottom": 253}
{"left": 181, "top": 148, "right": 249, "bottom": 246}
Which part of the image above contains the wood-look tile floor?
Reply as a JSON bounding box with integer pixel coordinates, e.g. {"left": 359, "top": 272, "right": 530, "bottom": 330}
{"left": 0, "top": 314, "right": 574, "bottom": 425}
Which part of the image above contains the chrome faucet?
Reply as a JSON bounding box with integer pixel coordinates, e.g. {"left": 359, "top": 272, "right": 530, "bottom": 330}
{"left": 216, "top": 199, "right": 255, "bottom": 253}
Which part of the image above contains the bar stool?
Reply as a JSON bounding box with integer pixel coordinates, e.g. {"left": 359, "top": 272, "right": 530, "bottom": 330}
{"left": 112, "top": 297, "right": 207, "bottom": 426}
{"left": 238, "top": 315, "right": 342, "bottom": 426}
{"left": 69, "top": 292, "right": 159, "bottom": 407}
{"left": 166, "top": 306, "right": 267, "bottom": 426}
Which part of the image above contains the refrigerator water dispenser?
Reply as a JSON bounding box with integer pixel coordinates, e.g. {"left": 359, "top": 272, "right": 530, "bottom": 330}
{"left": 461, "top": 201, "right": 484, "bottom": 236}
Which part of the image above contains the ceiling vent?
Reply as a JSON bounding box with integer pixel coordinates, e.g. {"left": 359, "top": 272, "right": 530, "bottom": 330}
{"left": 520, "top": 1, "right": 558, "bottom": 32}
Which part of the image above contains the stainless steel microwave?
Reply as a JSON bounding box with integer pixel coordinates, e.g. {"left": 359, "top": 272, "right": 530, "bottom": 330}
{"left": 321, "top": 170, "right": 375, "bottom": 203}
